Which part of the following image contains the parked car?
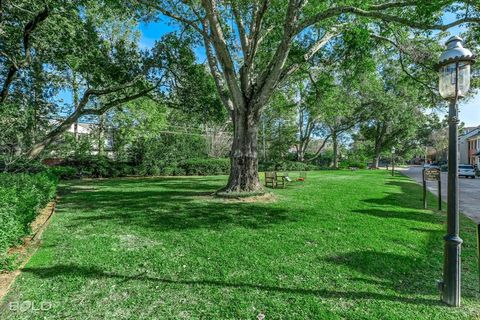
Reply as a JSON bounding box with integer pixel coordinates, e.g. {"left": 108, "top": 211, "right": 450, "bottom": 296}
{"left": 424, "top": 163, "right": 440, "bottom": 169}
{"left": 459, "top": 164, "right": 476, "bottom": 179}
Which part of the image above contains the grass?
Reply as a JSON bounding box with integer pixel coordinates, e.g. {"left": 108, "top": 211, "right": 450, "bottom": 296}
{"left": 1, "top": 170, "right": 479, "bottom": 319}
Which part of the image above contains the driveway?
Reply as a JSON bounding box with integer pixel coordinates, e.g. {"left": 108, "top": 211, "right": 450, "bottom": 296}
{"left": 399, "top": 166, "right": 480, "bottom": 224}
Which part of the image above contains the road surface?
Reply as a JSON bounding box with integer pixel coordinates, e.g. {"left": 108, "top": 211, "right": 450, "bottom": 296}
{"left": 399, "top": 166, "right": 480, "bottom": 224}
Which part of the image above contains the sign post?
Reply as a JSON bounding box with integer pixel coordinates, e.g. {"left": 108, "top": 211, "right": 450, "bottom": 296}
{"left": 477, "top": 224, "right": 480, "bottom": 292}
{"left": 422, "top": 168, "right": 442, "bottom": 210}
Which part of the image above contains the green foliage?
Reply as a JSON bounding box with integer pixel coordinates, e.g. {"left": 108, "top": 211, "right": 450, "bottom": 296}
{"left": 259, "top": 160, "right": 316, "bottom": 172}
{"left": 181, "top": 158, "right": 230, "bottom": 176}
{"left": 48, "top": 166, "right": 78, "bottom": 180}
{"left": 338, "top": 160, "right": 367, "bottom": 169}
{"left": 49, "top": 154, "right": 229, "bottom": 178}
{"left": 155, "top": 34, "right": 226, "bottom": 124}
{"left": 62, "top": 156, "right": 115, "bottom": 178}
{"left": 129, "top": 133, "right": 208, "bottom": 171}
{"left": 0, "top": 173, "right": 57, "bottom": 270}
{"left": 0, "top": 157, "right": 47, "bottom": 174}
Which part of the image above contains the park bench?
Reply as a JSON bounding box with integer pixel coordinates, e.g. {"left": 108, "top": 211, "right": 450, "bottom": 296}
{"left": 264, "top": 171, "right": 287, "bottom": 188}
{"left": 275, "top": 172, "right": 288, "bottom": 188}
{"left": 265, "top": 171, "right": 304, "bottom": 188}
{"left": 265, "top": 171, "right": 276, "bottom": 188}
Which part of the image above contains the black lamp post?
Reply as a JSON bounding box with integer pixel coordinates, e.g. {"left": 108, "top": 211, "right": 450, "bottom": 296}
{"left": 437, "top": 36, "right": 475, "bottom": 307}
{"left": 391, "top": 147, "right": 395, "bottom": 176}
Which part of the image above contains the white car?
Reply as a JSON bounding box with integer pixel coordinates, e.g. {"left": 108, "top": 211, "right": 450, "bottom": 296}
{"left": 424, "top": 163, "right": 440, "bottom": 169}
{"left": 459, "top": 165, "right": 476, "bottom": 179}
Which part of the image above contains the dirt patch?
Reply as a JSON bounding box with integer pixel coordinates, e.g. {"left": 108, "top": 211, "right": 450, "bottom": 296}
{"left": 68, "top": 185, "right": 98, "bottom": 193}
{"left": 0, "top": 199, "right": 57, "bottom": 301}
{"left": 216, "top": 193, "right": 278, "bottom": 203}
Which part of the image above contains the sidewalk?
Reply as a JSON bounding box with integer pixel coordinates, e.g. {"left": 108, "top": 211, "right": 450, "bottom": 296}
{"left": 398, "top": 166, "right": 480, "bottom": 224}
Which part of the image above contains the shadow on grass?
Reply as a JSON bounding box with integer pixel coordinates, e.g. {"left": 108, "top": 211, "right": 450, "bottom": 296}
{"left": 353, "top": 208, "right": 440, "bottom": 223}
{"left": 61, "top": 178, "right": 296, "bottom": 231}
{"left": 326, "top": 250, "right": 439, "bottom": 295}
{"left": 357, "top": 177, "right": 444, "bottom": 224}
{"left": 47, "top": 175, "right": 459, "bottom": 306}
{"left": 21, "top": 264, "right": 441, "bottom": 306}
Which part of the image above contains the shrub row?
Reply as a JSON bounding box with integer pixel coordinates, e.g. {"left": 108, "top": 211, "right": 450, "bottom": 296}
{"left": 338, "top": 160, "right": 367, "bottom": 169}
{"left": 182, "top": 158, "right": 230, "bottom": 175}
{"left": 259, "top": 161, "right": 318, "bottom": 172}
{"left": 0, "top": 173, "right": 57, "bottom": 270}
{"left": 48, "top": 156, "right": 231, "bottom": 179}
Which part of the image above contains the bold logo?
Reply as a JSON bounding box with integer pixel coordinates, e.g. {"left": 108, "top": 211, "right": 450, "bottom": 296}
{"left": 8, "top": 301, "right": 52, "bottom": 312}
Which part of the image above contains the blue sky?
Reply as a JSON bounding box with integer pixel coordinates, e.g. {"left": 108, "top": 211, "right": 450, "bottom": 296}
{"left": 457, "top": 94, "right": 480, "bottom": 126}
{"left": 139, "top": 18, "right": 207, "bottom": 61}
{"left": 137, "top": 17, "right": 479, "bottom": 126}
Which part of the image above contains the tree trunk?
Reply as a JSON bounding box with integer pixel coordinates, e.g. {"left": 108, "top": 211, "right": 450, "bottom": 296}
{"left": 72, "top": 73, "right": 79, "bottom": 140}
{"left": 331, "top": 131, "right": 338, "bottom": 169}
{"left": 98, "top": 114, "right": 105, "bottom": 156}
{"left": 374, "top": 154, "right": 381, "bottom": 168}
{"left": 297, "top": 148, "right": 305, "bottom": 162}
{"left": 27, "top": 107, "right": 83, "bottom": 159}
{"left": 219, "top": 108, "right": 262, "bottom": 193}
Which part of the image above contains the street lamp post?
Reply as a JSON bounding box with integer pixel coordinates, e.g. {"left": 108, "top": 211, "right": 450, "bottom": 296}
{"left": 437, "top": 36, "right": 475, "bottom": 307}
{"left": 391, "top": 147, "right": 396, "bottom": 176}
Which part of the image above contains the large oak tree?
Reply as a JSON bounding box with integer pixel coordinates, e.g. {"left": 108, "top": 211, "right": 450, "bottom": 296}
{"left": 135, "top": 0, "right": 479, "bottom": 193}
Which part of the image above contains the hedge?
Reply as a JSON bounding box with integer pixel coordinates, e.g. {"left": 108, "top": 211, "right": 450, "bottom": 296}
{"left": 259, "top": 161, "right": 317, "bottom": 172}
{"left": 0, "top": 173, "right": 57, "bottom": 270}
{"left": 181, "top": 158, "right": 230, "bottom": 175}
{"left": 46, "top": 156, "right": 231, "bottom": 178}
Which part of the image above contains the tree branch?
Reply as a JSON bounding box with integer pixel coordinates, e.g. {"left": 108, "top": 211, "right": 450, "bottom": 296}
{"left": 0, "top": 6, "right": 49, "bottom": 104}
{"left": 201, "top": 20, "right": 234, "bottom": 113}
{"left": 370, "top": 33, "right": 438, "bottom": 92}
{"left": 83, "top": 87, "right": 155, "bottom": 116}
{"left": 201, "top": 0, "right": 244, "bottom": 111}
{"left": 278, "top": 30, "right": 339, "bottom": 84}
{"left": 245, "top": 0, "right": 269, "bottom": 71}
{"left": 252, "top": 0, "right": 300, "bottom": 110}
{"left": 306, "top": 133, "right": 332, "bottom": 161}
{"left": 142, "top": 0, "right": 204, "bottom": 35}
{"left": 298, "top": 4, "right": 480, "bottom": 32}
{"left": 231, "top": 2, "right": 249, "bottom": 56}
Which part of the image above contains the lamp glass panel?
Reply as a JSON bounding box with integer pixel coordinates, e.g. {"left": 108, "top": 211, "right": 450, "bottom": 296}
{"left": 439, "top": 62, "right": 471, "bottom": 99}
{"left": 458, "top": 63, "right": 471, "bottom": 96}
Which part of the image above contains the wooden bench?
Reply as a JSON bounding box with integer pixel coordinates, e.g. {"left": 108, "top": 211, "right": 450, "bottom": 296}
{"left": 265, "top": 172, "right": 276, "bottom": 188}
{"left": 265, "top": 171, "right": 290, "bottom": 188}
{"left": 275, "top": 172, "right": 288, "bottom": 188}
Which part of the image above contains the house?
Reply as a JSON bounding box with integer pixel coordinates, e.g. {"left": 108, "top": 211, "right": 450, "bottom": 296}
{"left": 46, "top": 120, "right": 113, "bottom": 157}
{"left": 467, "top": 132, "right": 480, "bottom": 166}
{"left": 459, "top": 126, "right": 480, "bottom": 165}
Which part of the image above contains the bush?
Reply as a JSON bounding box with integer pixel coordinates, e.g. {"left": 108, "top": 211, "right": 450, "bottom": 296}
{"left": 40, "top": 156, "right": 233, "bottom": 178}
{"left": 148, "top": 165, "right": 162, "bottom": 176}
{"left": 259, "top": 161, "right": 316, "bottom": 172}
{"left": 181, "top": 158, "right": 230, "bottom": 175}
{"left": 48, "top": 166, "right": 78, "bottom": 180}
{"left": 115, "top": 163, "right": 134, "bottom": 176}
{"left": 172, "top": 166, "right": 186, "bottom": 176}
{"left": 62, "top": 155, "right": 115, "bottom": 178}
{"left": 0, "top": 157, "right": 47, "bottom": 174}
{"left": 338, "top": 160, "right": 367, "bottom": 169}
{"left": 0, "top": 173, "right": 57, "bottom": 270}
{"left": 163, "top": 166, "right": 176, "bottom": 176}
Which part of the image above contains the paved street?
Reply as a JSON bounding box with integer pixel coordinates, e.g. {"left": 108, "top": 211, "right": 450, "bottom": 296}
{"left": 399, "top": 166, "right": 480, "bottom": 224}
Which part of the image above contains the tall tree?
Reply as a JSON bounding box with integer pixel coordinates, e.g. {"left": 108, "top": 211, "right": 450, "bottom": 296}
{"left": 135, "top": 0, "right": 479, "bottom": 193}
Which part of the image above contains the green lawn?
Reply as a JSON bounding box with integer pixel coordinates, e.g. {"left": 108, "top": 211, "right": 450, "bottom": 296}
{"left": 1, "top": 171, "right": 479, "bottom": 319}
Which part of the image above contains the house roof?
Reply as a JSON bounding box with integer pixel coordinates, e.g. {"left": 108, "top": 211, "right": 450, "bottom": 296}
{"left": 460, "top": 126, "right": 480, "bottom": 140}
{"left": 467, "top": 133, "right": 480, "bottom": 141}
